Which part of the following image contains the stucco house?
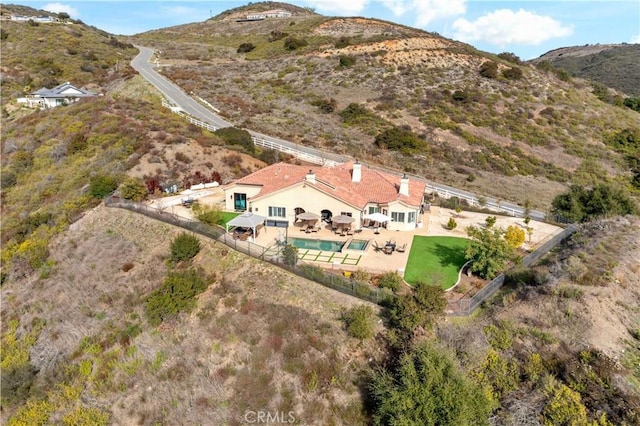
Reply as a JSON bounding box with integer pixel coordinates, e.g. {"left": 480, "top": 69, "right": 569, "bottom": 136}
{"left": 223, "top": 161, "right": 426, "bottom": 231}
{"left": 17, "top": 82, "right": 98, "bottom": 109}
{"left": 246, "top": 9, "right": 292, "bottom": 20}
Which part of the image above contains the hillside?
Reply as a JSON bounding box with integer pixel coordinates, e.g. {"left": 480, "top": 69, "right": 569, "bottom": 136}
{"left": 131, "top": 8, "right": 640, "bottom": 208}
{"left": 1, "top": 2, "right": 640, "bottom": 424}
{"left": 533, "top": 43, "right": 640, "bottom": 97}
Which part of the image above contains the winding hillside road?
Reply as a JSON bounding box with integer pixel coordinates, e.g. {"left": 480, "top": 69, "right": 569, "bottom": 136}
{"left": 130, "top": 46, "right": 546, "bottom": 220}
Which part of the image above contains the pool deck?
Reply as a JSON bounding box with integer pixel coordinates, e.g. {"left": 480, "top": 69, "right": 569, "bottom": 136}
{"left": 250, "top": 206, "right": 564, "bottom": 277}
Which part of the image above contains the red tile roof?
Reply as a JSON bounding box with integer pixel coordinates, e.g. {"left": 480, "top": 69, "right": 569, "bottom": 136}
{"left": 231, "top": 162, "right": 425, "bottom": 208}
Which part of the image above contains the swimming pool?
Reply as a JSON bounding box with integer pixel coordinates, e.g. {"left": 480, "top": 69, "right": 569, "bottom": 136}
{"left": 288, "top": 237, "right": 345, "bottom": 252}
{"left": 346, "top": 239, "right": 369, "bottom": 251}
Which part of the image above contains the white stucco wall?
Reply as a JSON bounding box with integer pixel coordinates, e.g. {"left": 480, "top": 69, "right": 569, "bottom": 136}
{"left": 249, "top": 183, "right": 361, "bottom": 225}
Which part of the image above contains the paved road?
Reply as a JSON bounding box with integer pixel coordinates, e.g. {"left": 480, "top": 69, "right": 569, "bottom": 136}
{"left": 131, "top": 45, "right": 344, "bottom": 164}
{"left": 130, "top": 46, "right": 546, "bottom": 220}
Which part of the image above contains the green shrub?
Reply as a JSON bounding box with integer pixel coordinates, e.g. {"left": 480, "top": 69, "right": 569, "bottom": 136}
{"left": 214, "top": 127, "right": 254, "bottom": 154}
{"left": 145, "top": 268, "right": 208, "bottom": 326}
{"left": 342, "top": 305, "right": 375, "bottom": 340}
{"left": 282, "top": 244, "right": 298, "bottom": 267}
{"left": 89, "top": 174, "right": 119, "bottom": 198}
{"left": 502, "top": 66, "right": 523, "bottom": 80}
{"left": 237, "top": 42, "right": 255, "bottom": 53}
{"left": 283, "top": 37, "right": 308, "bottom": 51}
{"left": 378, "top": 272, "right": 402, "bottom": 292}
{"left": 339, "top": 55, "right": 356, "bottom": 67}
{"left": 479, "top": 61, "right": 498, "bottom": 78}
{"left": 311, "top": 98, "right": 337, "bottom": 114}
{"left": 118, "top": 177, "right": 146, "bottom": 201}
{"left": 374, "top": 126, "right": 426, "bottom": 155}
{"left": 446, "top": 217, "right": 457, "bottom": 230}
{"left": 170, "top": 233, "right": 201, "bottom": 263}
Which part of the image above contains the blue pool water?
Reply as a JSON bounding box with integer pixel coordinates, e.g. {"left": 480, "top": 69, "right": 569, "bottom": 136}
{"left": 347, "top": 239, "right": 368, "bottom": 250}
{"left": 288, "top": 237, "right": 345, "bottom": 252}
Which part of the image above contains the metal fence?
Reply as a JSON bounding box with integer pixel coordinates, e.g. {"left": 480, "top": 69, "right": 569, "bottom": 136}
{"left": 447, "top": 224, "right": 578, "bottom": 316}
{"left": 104, "top": 197, "right": 386, "bottom": 305}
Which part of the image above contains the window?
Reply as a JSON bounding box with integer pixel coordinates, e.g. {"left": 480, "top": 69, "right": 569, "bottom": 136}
{"left": 233, "top": 193, "right": 247, "bottom": 211}
{"left": 368, "top": 206, "right": 380, "bottom": 214}
{"left": 268, "top": 206, "right": 286, "bottom": 218}
{"left": 391, "top": 212, "right": 405, "bottom": 223}
{"left": 340, "top": 212, "right": 352, "bottom": 217}
{"left": 408, "top": 212, "right": 416, "bottom": 223}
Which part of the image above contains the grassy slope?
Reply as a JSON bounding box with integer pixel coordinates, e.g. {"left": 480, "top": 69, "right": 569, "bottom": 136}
{"left": 404, "top": 236, "right": 469, "bottom": 289}
{"left": 1, "top": 206, "right": 380, "bottom": 425}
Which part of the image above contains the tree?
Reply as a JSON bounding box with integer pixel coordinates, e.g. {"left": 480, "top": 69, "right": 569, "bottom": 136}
{"left": 342, "top": 305, "right": 375, "bottom": 340}
{"left": 504, "top": 225, "right": 525, "bottom": 248}
{"left": 118, "top": 177, "right": 147, "bottom": 201}
{"left": 282, "top": 244, "right": 298, "bottom": 266}
{"left": 551, "top": 184, "right": 638, "bottom": 223}
{"left": 526, "top": 226, "right": 534, "bottom": 243}
{"left": 465, "top": 226, "right": 516, "bottom": 279}
{"left": 385, "top": 281, "right": 446, "bottom": 339}
{"left": 369, "top": 344, "right": 491, "bottom": 426}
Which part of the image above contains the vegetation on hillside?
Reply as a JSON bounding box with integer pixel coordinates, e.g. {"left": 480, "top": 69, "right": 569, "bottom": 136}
{"left": 133, "top": 14, "right": 640, "bottom": 208}
{"left": 534, "top": 44, "right": 640, "bottom": 97}
{"left": 0, "top": 4, "right": 137, "bottom": 105}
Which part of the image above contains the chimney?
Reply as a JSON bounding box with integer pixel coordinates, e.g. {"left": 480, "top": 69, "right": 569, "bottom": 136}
{"left": 399, "top": 174, "right": 409, "bottom": 196}
{"left": 352, "top": 160, "right": 362, "bottom": 183}
{"left": 305, "top": 169, "right": 316, "bottom": 184}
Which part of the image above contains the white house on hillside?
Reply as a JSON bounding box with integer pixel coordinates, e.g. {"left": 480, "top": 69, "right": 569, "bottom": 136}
{"left": 246, "top": 9, "right": 292, "bottom": 20}
{"left": 223, "top": 161, "right": 426, "bottom": 231}
{"left": 17, "top": 82, "right": 98, "bottom": 109}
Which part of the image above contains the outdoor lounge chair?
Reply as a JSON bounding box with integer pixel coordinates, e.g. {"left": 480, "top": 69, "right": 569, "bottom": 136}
{"left": 373, "top": 241, "right": 382, "bottom": 252}
{"left": 396, "top": 243, "right": 407, "bottom": 253}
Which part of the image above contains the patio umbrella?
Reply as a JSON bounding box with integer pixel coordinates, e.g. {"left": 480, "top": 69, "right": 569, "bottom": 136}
{"left": 332, "top": 215, "right": 355, "bottom": 225}
{"left": 364, "top": 212, "right": 392, "bottom": 223}
{"left": 296, "top": 211, "right": 320, "bottom": 221}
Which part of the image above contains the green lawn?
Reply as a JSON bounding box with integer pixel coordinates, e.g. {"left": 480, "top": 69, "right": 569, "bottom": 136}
{"left": 404, "top": 236, "right": 469, "bottom": 289}
{"left": 220, "top": 212, "right": 240, "bottom": 226}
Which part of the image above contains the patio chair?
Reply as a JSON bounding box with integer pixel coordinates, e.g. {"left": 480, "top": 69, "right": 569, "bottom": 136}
{"left": 396, "top": 243, "right": 407, "bottom": 253}
{"left": 346, "top": 228, "right": 354, "bottom": 236}
{"left": 373, "top": 241, "right": 382, "bottom": 252}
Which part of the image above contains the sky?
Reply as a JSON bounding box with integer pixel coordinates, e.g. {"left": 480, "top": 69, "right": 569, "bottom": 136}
{"left": 9, "top": 0, "right": 640, "bottom": 59}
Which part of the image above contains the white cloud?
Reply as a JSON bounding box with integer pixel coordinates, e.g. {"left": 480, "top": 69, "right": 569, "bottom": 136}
{"left": 380, "top": 0, "right": 411, "bottom": 17}
{"left": 42, "top": 3, "right": 79, "bottom": 18}
{"left": 303, "top": 0, "right": 369, "bottom": 16}
{"left": 452, "top": 9, "right": 573, "bottom": 48}
{"left": 413, "top": 0, "right": 466, "bottom": 28}
{"left": 631, "top": 34, "right": 640, "bottom": 44}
